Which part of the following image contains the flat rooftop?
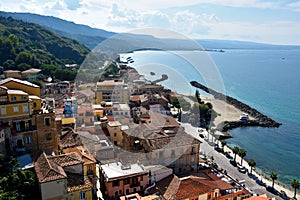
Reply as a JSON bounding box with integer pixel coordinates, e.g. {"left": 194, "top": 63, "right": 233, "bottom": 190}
{"left": 101, "top": 162, "right": 147, "bottom": 180}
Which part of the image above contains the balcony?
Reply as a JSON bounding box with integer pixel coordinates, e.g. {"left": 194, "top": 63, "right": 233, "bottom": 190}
{"left": 11, "top": 126, "right": 37, "bottom": 135}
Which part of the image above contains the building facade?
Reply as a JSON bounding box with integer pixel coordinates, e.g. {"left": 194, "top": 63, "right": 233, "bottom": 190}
{"left": 95, "top": 80, "right": 129, "bottom": 103}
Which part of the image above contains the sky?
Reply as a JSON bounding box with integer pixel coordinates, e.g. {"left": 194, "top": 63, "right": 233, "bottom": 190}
{"left": 1, "top": 0, "right": 300, "bottom": 45}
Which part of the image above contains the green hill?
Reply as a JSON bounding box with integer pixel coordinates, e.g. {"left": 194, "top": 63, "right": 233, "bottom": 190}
{"left": 0, "top": 16, "right": 90, "bottom": 80}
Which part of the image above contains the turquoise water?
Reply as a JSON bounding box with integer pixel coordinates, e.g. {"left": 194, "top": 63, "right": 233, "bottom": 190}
{"left": 126, "top": 48, "right": 300, "bottom": 186}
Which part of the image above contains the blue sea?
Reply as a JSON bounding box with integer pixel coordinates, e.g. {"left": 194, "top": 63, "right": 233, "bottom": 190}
{"left": 125, "top": 48, "right": 300, "bottom": 187}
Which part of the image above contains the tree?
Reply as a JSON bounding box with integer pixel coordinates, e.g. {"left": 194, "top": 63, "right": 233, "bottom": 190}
{"left": 270, "top": 172, "right": 277, "bottom": 189}
{"left": 238, "top": 148, "right": 247, "bottom": 165}
{"left": 220, "top": 139, "right": 226, "bottom": 150}
{"left": 291, "top": 179, "right": 299, "bottom": 199}
{"left": 15, "top": 51, "right": 33, "bottom": 66}
{"left": 248, "top": 159, "right": 256, "bottom": 174}
{"left": 232, "top": 146, "right": 240, "bottom": 162}
{"left": 195, "top": 89, "right": 202, "bottom": 104}
{"left": 0, "top": 154, "right": 38, "bottom": 199}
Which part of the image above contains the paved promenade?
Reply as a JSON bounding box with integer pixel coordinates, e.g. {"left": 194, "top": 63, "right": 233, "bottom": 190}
{"left": 181, "top": 123, "right": 298, "bottom": 200}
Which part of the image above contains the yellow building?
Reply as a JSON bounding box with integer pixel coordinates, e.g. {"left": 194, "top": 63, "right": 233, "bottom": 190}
{"left": 0, "top": 86, "right": 41, "bottom": 119}
{"left": 107, "top": 121, "right": 124, "bottom": 147}
{"left": 0, "top": 78, "right": 41, "bottom": 97}
{"left": 4, "top": 70, "right": 22, "bottom": 79}
{"left": 95, "top": 80, "right": 129, "bottom": 103}
{"left": 0, "top": 79, "right": 59, "bottom": 157}
{"left": 62, "top": 145, "right": 97, "bottom": 177}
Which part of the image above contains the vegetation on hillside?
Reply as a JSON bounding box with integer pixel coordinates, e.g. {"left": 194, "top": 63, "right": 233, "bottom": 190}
{"left": 0, "top": 16, "right": 90, "bottom": 81}
{"left": 0, "top": 154, "right": 39, "bottom": 199}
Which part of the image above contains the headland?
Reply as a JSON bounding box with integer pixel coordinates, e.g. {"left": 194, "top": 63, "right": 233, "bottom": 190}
{"left": 190, "top": 81, "right": 282, "bottom": 131}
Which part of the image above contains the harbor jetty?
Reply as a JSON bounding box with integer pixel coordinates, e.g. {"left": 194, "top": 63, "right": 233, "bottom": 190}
{"left": 190, "top": 81, "right": 281, "bottom": 131}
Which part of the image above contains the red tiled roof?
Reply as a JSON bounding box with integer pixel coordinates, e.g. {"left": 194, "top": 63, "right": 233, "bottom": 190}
{"left": 149, "top": 174, "right": 236, "bottom": 200}
{"left": 63, "top": 146, "right": 96, "bottom": 164}
{"left": 34, "top": 153, "right": 67, "bottom": 183}
{"left": 175, "top": 177, "right": 214, "bottom": 199}
{"left": 67, "top": 173, "right": 93, "bottom": 192}
{"left": 48, "top": 152, "right": 83, "bottom": 167}
{"left": 217, "top": 189, "right": 251, "bottom": 200}
{"left": 107, "top": 116, "right": 115, "bottom": 122}
{"left": 130, "top": 95, "right": 140, "bottom": 102}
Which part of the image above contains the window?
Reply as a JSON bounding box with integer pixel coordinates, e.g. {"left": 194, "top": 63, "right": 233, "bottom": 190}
{"left": 13, "top": 106, "right": 19, "bottom": 112}
{"left": 44, "top": 117, "right": 50, "bottom": 126}
{"left": 80, "top": 191, "right": 86, "bottom": 200}
{"left": 124, "top": 179, "right": 130, "bottom": 185}
{"left": 171, "top": 150, "right": 175, "bottom": 157}
{"left": 33, "top": 102, "right": 37, "bottom": 108}
{"left": 25, "top": 136, "right": 32, "bottom": 144}
{"left": 46, "top": 132, "right": 52, "bottom": 140}
{"left": 87, "top": 166, "right": 93, "bottom": 175}
{"left": 11, "top": 96, "right": 17, "bottom": 101}
{"left": 191, "top": 156, "right": 195, "bottom": 162}
{"left": 0, "top": 107, "right": 6, "bottom": 115}
{"left": 112, "top": 180, "right": 119, "bottom": 187}
{"left": 22, "top": 105, "right": 28, "bottom": 113}
{"left": 179, "top": 158, "right": 184, "bottom": 165}
{"left": 191, "top": 147, "right": 195, "bottom": 153}
{"left": 21, "top": 96, "right": 27, "bottom": 100}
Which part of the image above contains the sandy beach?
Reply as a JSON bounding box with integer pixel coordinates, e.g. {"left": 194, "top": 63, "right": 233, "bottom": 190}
{"left": 201, "top": 95, "right": 255, "bottom": 127}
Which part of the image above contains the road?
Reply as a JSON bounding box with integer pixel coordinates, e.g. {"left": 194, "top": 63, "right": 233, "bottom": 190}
{"left": 181, "top": 123, "right": 286, "bottom": 200}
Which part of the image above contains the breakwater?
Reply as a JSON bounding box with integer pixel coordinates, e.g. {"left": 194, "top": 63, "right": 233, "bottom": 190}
{"left": 190, "top": 81, "right": 281, "bottom": 131}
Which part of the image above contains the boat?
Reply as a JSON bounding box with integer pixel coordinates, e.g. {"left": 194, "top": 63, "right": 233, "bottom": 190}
{"left": 240, "top": 113, "right": 249, "bottom": 121}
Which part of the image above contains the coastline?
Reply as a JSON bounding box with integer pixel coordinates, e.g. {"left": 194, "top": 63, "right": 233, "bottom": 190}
{"left": 190, "top": 81, "right": 282, "bottom": 130}
{"left": 124, "top": 54, "right": 297, "bottom": 198}
{"left": 180, "top": 93, "right": 298, "bottom": 198}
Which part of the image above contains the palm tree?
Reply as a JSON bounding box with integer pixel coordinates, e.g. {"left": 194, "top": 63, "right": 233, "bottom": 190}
{"left": 232, "top": 146, "right": 239, "bottom": 162}
{"left": 238, "top": 148, "right": 247, "bottom": 165}
{"left": 270, "top": 172, "right": 277, "bottom": 188}
{"left": 248, "top": 159, "right": 256, "bottom": 174}
{"left": 291, "top": 179, "right": 300, "bottom": 199}
{"left": 220, "top": 139, "right": 226, "bottom": 151}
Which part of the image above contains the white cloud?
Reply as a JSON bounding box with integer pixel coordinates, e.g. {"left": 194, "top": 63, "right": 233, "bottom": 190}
{"left": 1, "top": 0, "right": 299, "bottom": 44}
{"left": 200, "top": 21, "right": 300, "bottom": 45}
{"left": 287, "top": 1, "right": 300, "bottom": 11}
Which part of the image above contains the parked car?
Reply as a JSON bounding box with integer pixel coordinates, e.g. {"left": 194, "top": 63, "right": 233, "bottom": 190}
{"left": 230, "top": 159, "right": 237, "bottom": 167}
{"left": 224, "top": 151, "right": 232, "bottom": 159}
{"left": 279, "top": 190, "right": 289, "bottom": 199}
{"left": 266, "top": 186, "right": 279, "bottom": 195}
{"left": 238, "top": 165, "right": 247, "bottom": 173}
{"left": 214, "top": 145, "right": 223, "bottom": 152}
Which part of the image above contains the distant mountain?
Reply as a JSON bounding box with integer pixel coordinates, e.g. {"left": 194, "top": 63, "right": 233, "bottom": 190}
{"left": 0, "top": 11, "right": 114, "bottom": 49}
{"left": 0, "top": 16, "right": 90, "bottom": 80}
{"left": 1, "top": 11, "right": 299, "bottom": 51}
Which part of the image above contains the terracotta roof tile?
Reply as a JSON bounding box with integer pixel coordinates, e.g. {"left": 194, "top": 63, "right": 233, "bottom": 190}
{"left": 34, "top": 153, "right": 67, "bottom": 183}
{"left": 217, "top": 189, "right": 251, "bottom": 200}
{"left": 67, "top": 173, "right": 93, "bottom": 192}
{"left": 175, "top": 178, "right": 213, "bottom": 199}
{"left": 48, "top": 152, "right": 84, "bottom": 167}
{"left": 63, "top": 146, "right": 96, "bottom": 164}
{"left": 149, "top": 174, "right": 236, "bottom": 200}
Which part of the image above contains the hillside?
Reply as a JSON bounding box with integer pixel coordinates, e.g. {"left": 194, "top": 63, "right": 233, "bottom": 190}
{"left": 0, "top": 16, "right": 90, "bottom": 80}
{"left": 0, "top": 11, "right": 114, "bottom": 49}
{"left": 1, "top": 11, "right": 299, "bottom": 52}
